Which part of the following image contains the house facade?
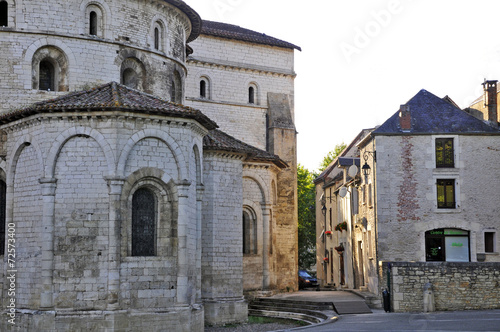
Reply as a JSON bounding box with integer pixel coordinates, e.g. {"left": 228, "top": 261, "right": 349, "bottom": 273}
{"left": 0, "top": 1, "right": 299, "bottom": 330}
{"left": 316, "top": 84, "right": 500, "bottom": 312}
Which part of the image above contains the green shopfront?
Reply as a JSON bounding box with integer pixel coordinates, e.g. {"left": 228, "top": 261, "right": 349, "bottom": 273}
{"left": 425, "top": 228, "right": 470, "bottom": 262}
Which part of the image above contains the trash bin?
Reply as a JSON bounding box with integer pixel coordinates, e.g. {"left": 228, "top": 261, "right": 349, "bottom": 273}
{"left": 423, "top": 282, "right": 435, "bottom": 312}
{"left": 382, "top": 289, "right": 390, "bottom": 312}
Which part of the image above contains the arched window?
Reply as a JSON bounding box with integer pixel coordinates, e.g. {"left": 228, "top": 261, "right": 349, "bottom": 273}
{"left": 122, "top": 68, "right": 138, "bottom": 89}
{"left": 200, "top": 80, "right": 206, "bottom": 98}
{"left": 132, "top": 188, "right": 156, "bottom": 256}
{"left": 89, "top": 11, "right": 97, "bottom": 35}
{"left": 171, "top": 70, "right": 182, "bottom": 103}
{"left": 0, "top": 1, "right": 8, "bottom": 27}
{"left": 39, "top": 60, "right": 55, "bottom": 91}
{"left": 199, "top": 76, "right": 211, "bottom": 99}
{"left": 32, "top": 46, "right": 69, "bottom": 91}
{"left": 243, "top": 209, "right": 257, "bottom": 254}
{"left": 85, "top": 5, "right": 104, "bottom": 37}
{"left": 0, "top": 180, "right": 5, "bottom": 256}
{"left": 154, "top": 27, "right": 159, "bottom": 50}
{"left": 248, "top": 86, "right": 255, "bottom": 104}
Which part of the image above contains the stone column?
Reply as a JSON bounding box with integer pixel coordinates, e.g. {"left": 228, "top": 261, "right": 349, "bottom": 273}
{"left": 106, "top": 177, "right": 125, "bottom": 310}
{"left": 39, "top": 177, "right": 57, "bottom": 310}
{"left": 261, "top": 204, "right": 272, "bottom": 289}
{"left": 196, "top": 184, "right": 204, "bottom": 302}
{"left": 176, "top": 180, "right": 191, "bottom": 305}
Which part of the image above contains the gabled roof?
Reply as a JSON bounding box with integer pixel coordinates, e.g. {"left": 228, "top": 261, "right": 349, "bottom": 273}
{"left": 0, "top": 82, "right": 218, "bottom": 130}
{"left": 201, "top": 20, "right": 301, "bottom": 51}
{"left": 373, "top": 89, "right": 500, "bottom": 135}
{"left": 203, "top": 129, "right": 287, "bottom": 168}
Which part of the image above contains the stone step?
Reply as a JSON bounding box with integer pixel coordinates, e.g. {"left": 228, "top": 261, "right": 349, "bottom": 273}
{"left": 248, "top": 309, "right": 325, "bottom": 325}
{"left": 250, "top": 304, "right": 330, "bottom": 319}
{"left": 250, "top": 298, "right": 334, "bottom": 311}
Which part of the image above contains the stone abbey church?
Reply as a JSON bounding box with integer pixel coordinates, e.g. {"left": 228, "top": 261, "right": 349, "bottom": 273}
{"left": 0, "top": 0, "right": 300, "bottom": 330}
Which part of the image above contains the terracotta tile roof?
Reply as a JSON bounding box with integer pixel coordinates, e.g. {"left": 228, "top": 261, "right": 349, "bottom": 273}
{"left": 0, "top": 82, "right": 218, "bottom": 130}
{"left": 203, "top": 129, "right": 288, "bottom": 168}
{"left": 374, "top": 89, "right": 500, "bottom": 135}
{"left": 201, "top": 20, "right": 301, "bottom": 51}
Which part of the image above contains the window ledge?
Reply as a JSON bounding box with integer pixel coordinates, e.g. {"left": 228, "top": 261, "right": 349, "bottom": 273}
{"left": 433, "top": 168, "right": 459, "bottom": 175}
{"left": 433, "top": 208, "right": 462, "bottom": 214}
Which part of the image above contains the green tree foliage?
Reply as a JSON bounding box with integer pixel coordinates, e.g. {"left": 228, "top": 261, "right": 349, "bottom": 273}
{"left": 297, "top": 164, "right": 317, "bottom": 270}
{"left": 318, "top": 143, "right": 347, "bottom": 172}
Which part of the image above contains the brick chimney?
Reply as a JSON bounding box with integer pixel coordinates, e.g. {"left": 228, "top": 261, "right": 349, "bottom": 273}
{"left": 399, "top": 104, "right": 411, "bottom": 132}
{"left": 482, "top": 79, "right": 498, "bottom": 128}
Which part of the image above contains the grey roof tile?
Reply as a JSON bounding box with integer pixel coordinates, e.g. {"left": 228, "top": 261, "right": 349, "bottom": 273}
{"left": 203, "top": 129, "right": 287, "bottom": 168}
{"left": 373, "top": 89, "right": 500, "bottom": 135}
{"left": 201, "top": 20, "right": 301, "bottom": 51}
{"left": 0, "top": 82, "right": 218, "bottom": 130}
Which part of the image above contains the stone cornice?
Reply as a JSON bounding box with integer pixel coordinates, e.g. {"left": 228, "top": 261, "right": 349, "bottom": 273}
{"left": 243, "top": 161, "right": 281, "bottom": 173}
{"left": 0, "top": 111, "right": 209, "bottom": 135}
{"left": 187, "top": 56, "right": 296, "bottom": 77}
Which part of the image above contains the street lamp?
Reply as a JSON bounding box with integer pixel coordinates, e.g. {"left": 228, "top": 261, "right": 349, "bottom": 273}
{"left": 321, "top": 204, "right": 327, "bottom": 216}
{"left": 362, "top": 151, "right": 376, "bottom": 182}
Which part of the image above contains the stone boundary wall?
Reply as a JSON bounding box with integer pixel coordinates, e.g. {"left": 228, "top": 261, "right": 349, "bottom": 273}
{"left": 381, "top": 262, "right": 500, "bottom": 312}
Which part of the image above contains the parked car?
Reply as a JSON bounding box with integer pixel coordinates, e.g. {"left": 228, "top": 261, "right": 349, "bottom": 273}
{"left": 298, "top": 270, "right": 318, "bottom": 289}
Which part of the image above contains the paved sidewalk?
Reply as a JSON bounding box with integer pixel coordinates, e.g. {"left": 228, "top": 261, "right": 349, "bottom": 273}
{"left": 270, "top": 289, "right": 372, "bottom": 314}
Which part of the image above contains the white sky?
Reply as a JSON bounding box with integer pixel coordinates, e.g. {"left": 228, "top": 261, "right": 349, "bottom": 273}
{"left": 185, "top": 0, "right": 500, "bottom": 172}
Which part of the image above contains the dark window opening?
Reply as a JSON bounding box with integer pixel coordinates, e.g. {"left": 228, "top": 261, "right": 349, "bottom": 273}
{"left": 436, "top": 138, "right": 454, "bottom": 168}
{"left": 200, "top": 80, "right": 206, "bottom": 98}
{"left": 243, "top": 210, "right": 256, "bottom": 254}
{"left": 89, "top": 11, "right": 97, "bottom": 35}
{"left": 132, "top": 188, "right": 156, "bottom": 256}
{"left": 122, "top": 68, "right": 138, "bottom": 89}
{"left": 437, "top": 179, "right": 455, "bottom": 209}
{"left": 171, "top": 71, "right": 182, "bottom": 103}
{"left": 154, "top": 27, "right": 159, "bottom": 50}
{"left": 39, "top": 60, "right": 55, "bottom": 91}
{"left": 170, "top": 79, "right": 176, "bottom": 102}
{"left": 249, "top": 86, "right": 255, "bottom": 104}
{"left": 0, "top": 1, "right": 7, "bottom": 27}
{"left": 485, "top": 232, "right": 495, "bottom": 253}
{"left": 0, "top": 180, "right": 5, "bottom": 256}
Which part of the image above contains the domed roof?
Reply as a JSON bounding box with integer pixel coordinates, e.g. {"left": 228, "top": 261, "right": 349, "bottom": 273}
{"left": 164, "top": 0, "right": 202, "bottom": 42}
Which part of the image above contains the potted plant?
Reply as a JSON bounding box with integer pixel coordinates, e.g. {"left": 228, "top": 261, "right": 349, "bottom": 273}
{"left": 325, "top": 230, "right": 332, "bottom": 235}
{"left": 323, "top": 257, "right": 329, "bottom": 263}
{"left": 334, "top": 221, "right": 348, "bottom": 232}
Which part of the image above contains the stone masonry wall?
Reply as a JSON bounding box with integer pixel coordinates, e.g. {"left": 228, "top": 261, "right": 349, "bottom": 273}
{"left": 202, "top": 152, "right": 247, "bottom": 326}
{"left": 0, "top": 0, "right": 191, "bottom": 112}
{"left": 382, "top": 262, "right": 500, "bottom": 312}
{"left": 375, "top": 135, "right": 500, "bottom": 262}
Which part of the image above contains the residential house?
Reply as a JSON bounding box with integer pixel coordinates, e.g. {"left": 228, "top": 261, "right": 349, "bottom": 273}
{"left": 317, "top": 83, "right": 500, "bottom": 312}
